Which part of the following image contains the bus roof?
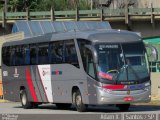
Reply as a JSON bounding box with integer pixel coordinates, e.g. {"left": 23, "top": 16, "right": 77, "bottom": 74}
{"left": 12, "top": 21, "right": 112, "bottom": 38}
{"left": 3, "top": 29, "right": 141, "bottom": 47}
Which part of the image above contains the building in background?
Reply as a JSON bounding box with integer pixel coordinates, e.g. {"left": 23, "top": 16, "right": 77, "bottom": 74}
{"left": 91, "top": 0, "right": 160, "bottom": 9}
{"left": 138, "top": 0, "right": 160, "bottom": 8}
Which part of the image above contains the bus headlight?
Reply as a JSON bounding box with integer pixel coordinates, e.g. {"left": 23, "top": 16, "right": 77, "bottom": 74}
{"left": 144, "top": 82, "right": 150, "bottom": 91}
{"left": 106, "top": 89, "right": 112, "bottom": 94}
{"left": 102, "top": 88, "right": 112, "bottom": 94}
{"left": 145, "top": 82, "right": 150, "bottom": 87}
{"left": 96, "top": 85, "right": 112, "bottom": 94}
{"left": 101, "top": 97, "right": 105, "bottom": 101}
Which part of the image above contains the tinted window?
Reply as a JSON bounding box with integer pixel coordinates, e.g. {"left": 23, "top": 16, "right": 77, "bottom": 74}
{"left": 81, "top": 48, "right": 95, "bottom": 78}
{"left": 65, "top": 40, "right": 79, "bottom": 68}
{"left": 2, "top": 40, "right": 80, "bottom": 67}
{"left": 2, "top": 47, "right": 10, "bottom": 66}
{"left": 15, "top": 46, "right": 25, "bottom": 66}
{"left": 77, "top": 39, "right": 91, "bottom": 51}
{"left": 78, "top": 39, "right": 95, "bottom": 78}
{"left": 2, "top": 46, "right": 29, "bottom": 66}
{"left": 50, "top": 41, "right": 64, "bottom": 64}
{"left": 25, "top": 46, "right": 30, "bottom": 65}
{"left": 10, "top": 47, "right": 15, "bottom": 66}
{"left": 38, "top": 44, "right": 49, "bottom": 64}
{"left": 30, "top": 46, "right": 37, "bottom": 65}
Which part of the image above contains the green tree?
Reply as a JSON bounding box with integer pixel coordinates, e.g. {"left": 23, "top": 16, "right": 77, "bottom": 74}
{"left": 79, "top": 0, "right": 90, "bottom": 10}
{"left": 8, "top": 0, "right": 21, "bottom": 12}
{"left": 32, "top": 0, "right": 90, "bottom": 11}
{"left": 4, "top": 0, "right": 91, "bottom": 12}
{"left": 7, "top": 0, "right": 39, "bottom": 12}
{"left": 35, "top": 0, "right": 67, "bottom": 11}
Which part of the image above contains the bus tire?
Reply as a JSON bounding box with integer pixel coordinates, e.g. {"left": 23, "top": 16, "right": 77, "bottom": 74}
{"left": 56, "top": 103, "right": 71, "bottom": 109}
{"left": 117, "top": 104, "right": 130, "bottom": 111}
{"left": 74, "top": 90, "right": 87, "bottom": 112}
{"left": 20, "top": 90, "right": 33, "bottom": 109}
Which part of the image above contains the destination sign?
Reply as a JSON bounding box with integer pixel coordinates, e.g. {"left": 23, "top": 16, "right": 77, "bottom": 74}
{"left": 99, "top": 45, "right": 119, "bottom": 49}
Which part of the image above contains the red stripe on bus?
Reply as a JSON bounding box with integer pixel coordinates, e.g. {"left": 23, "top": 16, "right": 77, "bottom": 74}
{"left": 102, "top": 85, "right": 125, "bottom": 90}
{"left": 26, "top": 67, "right": 38, "bottom": 102}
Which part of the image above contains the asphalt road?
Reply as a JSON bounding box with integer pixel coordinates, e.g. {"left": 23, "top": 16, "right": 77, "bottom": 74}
{"left": 0, "top": 102, "right": 160, "bottom": 120}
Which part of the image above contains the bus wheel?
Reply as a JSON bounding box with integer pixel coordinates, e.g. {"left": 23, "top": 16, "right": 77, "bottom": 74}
{"left": 117, "top": 104, "right": 130, "bottom": 111}
{"left": 74, "top": 90, "right": 87, "bottom": 112}
{"left": 56, "top": 103, "right": 71, "bottom": 109}
{"left": 20, "top": 90, "right": 33, "bottom": 109}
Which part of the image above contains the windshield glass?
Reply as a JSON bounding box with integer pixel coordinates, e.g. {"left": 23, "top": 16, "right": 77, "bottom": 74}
{"left": 95, "top": 42, "right": 149, "bottom": 83}
{"left": 122, "top": 42, "right": 149, "bottom": 81}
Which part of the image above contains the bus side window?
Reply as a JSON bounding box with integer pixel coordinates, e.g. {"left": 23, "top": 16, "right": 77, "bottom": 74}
{"left": 64, "top": 40, "right": 79, "bottom": 68}
{"left": 25, "top": 46, "right": 30, "bottom": 65}
{"left": 30, "top": 46, "right": 37, "bottom": 65}
{"left": 10, "top": 47, "right": 15, "bottom": 66}
{"left": 77, "top": 39, "right": 95, "bottom": 77}
{"left": 15, "top": 46, "right": 25, "bottom": 66}
{"left": 50, "top": 41, "right": 63, "bottom": 64}
{"left": 38, "top": 44, "right": 49, "bottom": 64}
{"left": 82, "top": 48, "right": 96, "bottom": 78}
{"left": 50, "top": 44, "right": 56, "bottom": 64}
{"left": 2, "top": 47, "right": 10, "bottom": 66}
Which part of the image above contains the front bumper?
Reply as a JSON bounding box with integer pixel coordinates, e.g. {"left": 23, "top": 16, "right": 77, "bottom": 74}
{"left": 96, "top": 86, "right": 151, "bottom": 104}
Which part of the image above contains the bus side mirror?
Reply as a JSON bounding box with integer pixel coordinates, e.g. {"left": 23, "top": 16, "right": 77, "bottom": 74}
{"left": 145, "top": 44, "right": 158, "bottom": 62}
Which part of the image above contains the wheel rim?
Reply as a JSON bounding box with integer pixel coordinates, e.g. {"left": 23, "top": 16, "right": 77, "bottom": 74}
{"left": 76, "top": 94, "right": 82, "bottom": 108}
{"left": 22, "top": 94, "right": 27, "bottom": 105}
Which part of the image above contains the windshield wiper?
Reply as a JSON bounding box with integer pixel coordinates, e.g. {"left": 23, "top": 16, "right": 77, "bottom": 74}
{"left": 113, "top": 65, "right": 126, "bottom": 83}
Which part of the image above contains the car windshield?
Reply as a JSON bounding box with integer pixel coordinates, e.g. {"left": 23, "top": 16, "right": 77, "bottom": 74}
{"left": 95, "top": 42, "right": 149, "bottom": 83}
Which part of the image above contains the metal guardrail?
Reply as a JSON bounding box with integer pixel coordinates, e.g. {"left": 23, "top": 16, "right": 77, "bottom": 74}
{"left": 0, "top": 8, "right": 160, "bottom": 20}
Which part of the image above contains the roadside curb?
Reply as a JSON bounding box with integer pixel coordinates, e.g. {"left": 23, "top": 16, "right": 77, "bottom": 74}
{"left": 0, "top": 99, "right": 9, "bottom": 103}
{"left": 133, "top": 100, "right": 160, "bottom": 106}
{"left": 151, "top": 95, "right": 160, "bottom": 101}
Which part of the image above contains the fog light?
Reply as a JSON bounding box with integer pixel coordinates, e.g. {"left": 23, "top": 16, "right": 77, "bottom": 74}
{"left": 101, "top": 97, "right": 105, "bottom": 101}
{"left": 149, "top": 95, "right": 151, "bottom": 98}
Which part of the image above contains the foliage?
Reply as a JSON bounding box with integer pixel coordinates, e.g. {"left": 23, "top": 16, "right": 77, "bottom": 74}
{"left": 0, "top": 0, "right": 91, "bottom": 12}
{"left": 35, "top": 0, "right": 67, "bottom": 11}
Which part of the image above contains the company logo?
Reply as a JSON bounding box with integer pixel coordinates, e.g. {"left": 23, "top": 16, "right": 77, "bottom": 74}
{"left": 52, "top": 69, "right": 62, "bottom": 75}
{"left": 42, "top": 70, "right": 50, "bottom": 76}
{"left": 124, "top": 85, "right": 128, "bottom": 89}
{"left": 13, "top": 68, "right": 19, "bottom": 78}
{"left": 127, "top": 90, "right": 130, "bottom": 95}
{"left": 41, "top": 67, "right": 50, "bottom": 76}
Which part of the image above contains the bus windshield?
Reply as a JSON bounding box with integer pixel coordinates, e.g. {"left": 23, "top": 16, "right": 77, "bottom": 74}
{"left": 95, "top": 42, "right": 149, "bottom": 84}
